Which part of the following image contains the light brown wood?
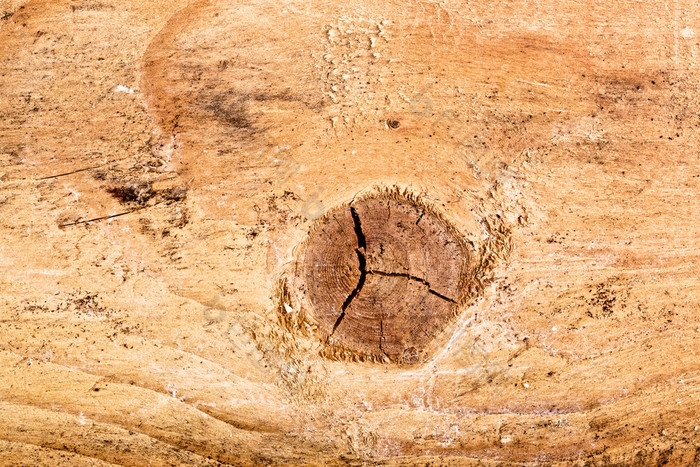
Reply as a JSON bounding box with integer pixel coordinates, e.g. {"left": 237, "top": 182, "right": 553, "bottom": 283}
{"left": 0, "top": 0, "right": 698, "bottom": 465}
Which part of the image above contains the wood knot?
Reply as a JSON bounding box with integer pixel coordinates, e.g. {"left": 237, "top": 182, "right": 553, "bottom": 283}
{"left": 300, "top": 192, "right": 472, "bottom": 364}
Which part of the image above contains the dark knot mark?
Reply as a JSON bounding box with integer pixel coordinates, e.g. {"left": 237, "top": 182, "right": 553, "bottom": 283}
{"left": 331, "top": 206, "right": 456, "bottom": 336}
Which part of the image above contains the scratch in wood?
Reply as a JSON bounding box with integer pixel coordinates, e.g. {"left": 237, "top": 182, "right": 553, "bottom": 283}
{"left": 59, "top": 209, "right": 141, "bottom": 227}
{"left": 37, "top": 165, "right": 101, "bottom": 180}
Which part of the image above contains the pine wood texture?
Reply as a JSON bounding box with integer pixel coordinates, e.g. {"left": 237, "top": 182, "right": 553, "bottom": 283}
{"left": 0, "top": 0, "right": 698, "bottom": 465}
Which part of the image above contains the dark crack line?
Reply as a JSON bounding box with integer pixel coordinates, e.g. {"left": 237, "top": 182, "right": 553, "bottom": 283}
{"left": 368, "top": 270, "right": 457, "bottom": 303}
{"left": 350, "top": 207, "right": 366, "bottom": 249}
{"left": 331, "top": 207, "right": 368, "bottom": 334}
{"left": 37, "top": 165, "right": 102, "bottom": 181}
{"left": 59, "top": 208, "right": 142, "bottom": 227}
{"left": 415, "top": 209, "right": 424, "bottom": 226}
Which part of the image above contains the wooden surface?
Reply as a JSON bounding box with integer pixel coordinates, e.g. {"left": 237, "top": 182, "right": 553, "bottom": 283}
{"left": 299, "top": 192, "right": 472, "bottom": 363}
{"left": 0, "top": 0, "right": 698, "bottom": 465}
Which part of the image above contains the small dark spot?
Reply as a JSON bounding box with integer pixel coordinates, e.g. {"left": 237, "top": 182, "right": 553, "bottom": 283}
{"left": 161, "top": 186, "right": 187, "bottom": 202}
{"left": 281, "top": 190, "right": 299, "bottom": 200}
{"left": 92, "top": 170, "right": 108, "bottom": 180}
{"left": 387, "top": 119, "right": 401, "bottom": 129}
{"left": 106, "top": 182, "right": 153, "bottom": 205}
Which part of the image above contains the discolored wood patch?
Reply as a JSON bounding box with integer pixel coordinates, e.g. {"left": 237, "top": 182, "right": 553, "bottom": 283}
{"left": 301, "top": 193, "right": 471, "bottom": 363}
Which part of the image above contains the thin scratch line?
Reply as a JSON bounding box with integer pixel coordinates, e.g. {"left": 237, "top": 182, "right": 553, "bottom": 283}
{"left": 37, "top": 165, "right": 101, "bottom": 180}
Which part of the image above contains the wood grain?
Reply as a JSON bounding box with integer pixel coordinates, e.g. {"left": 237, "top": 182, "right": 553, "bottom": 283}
{"left": 0, "top": 0, "right": 698, "bottom": 465}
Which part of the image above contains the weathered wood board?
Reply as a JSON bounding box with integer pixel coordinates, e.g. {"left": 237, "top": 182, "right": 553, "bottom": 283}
{"left": 0, "top": 0, "right": 698, "bottom": 465}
